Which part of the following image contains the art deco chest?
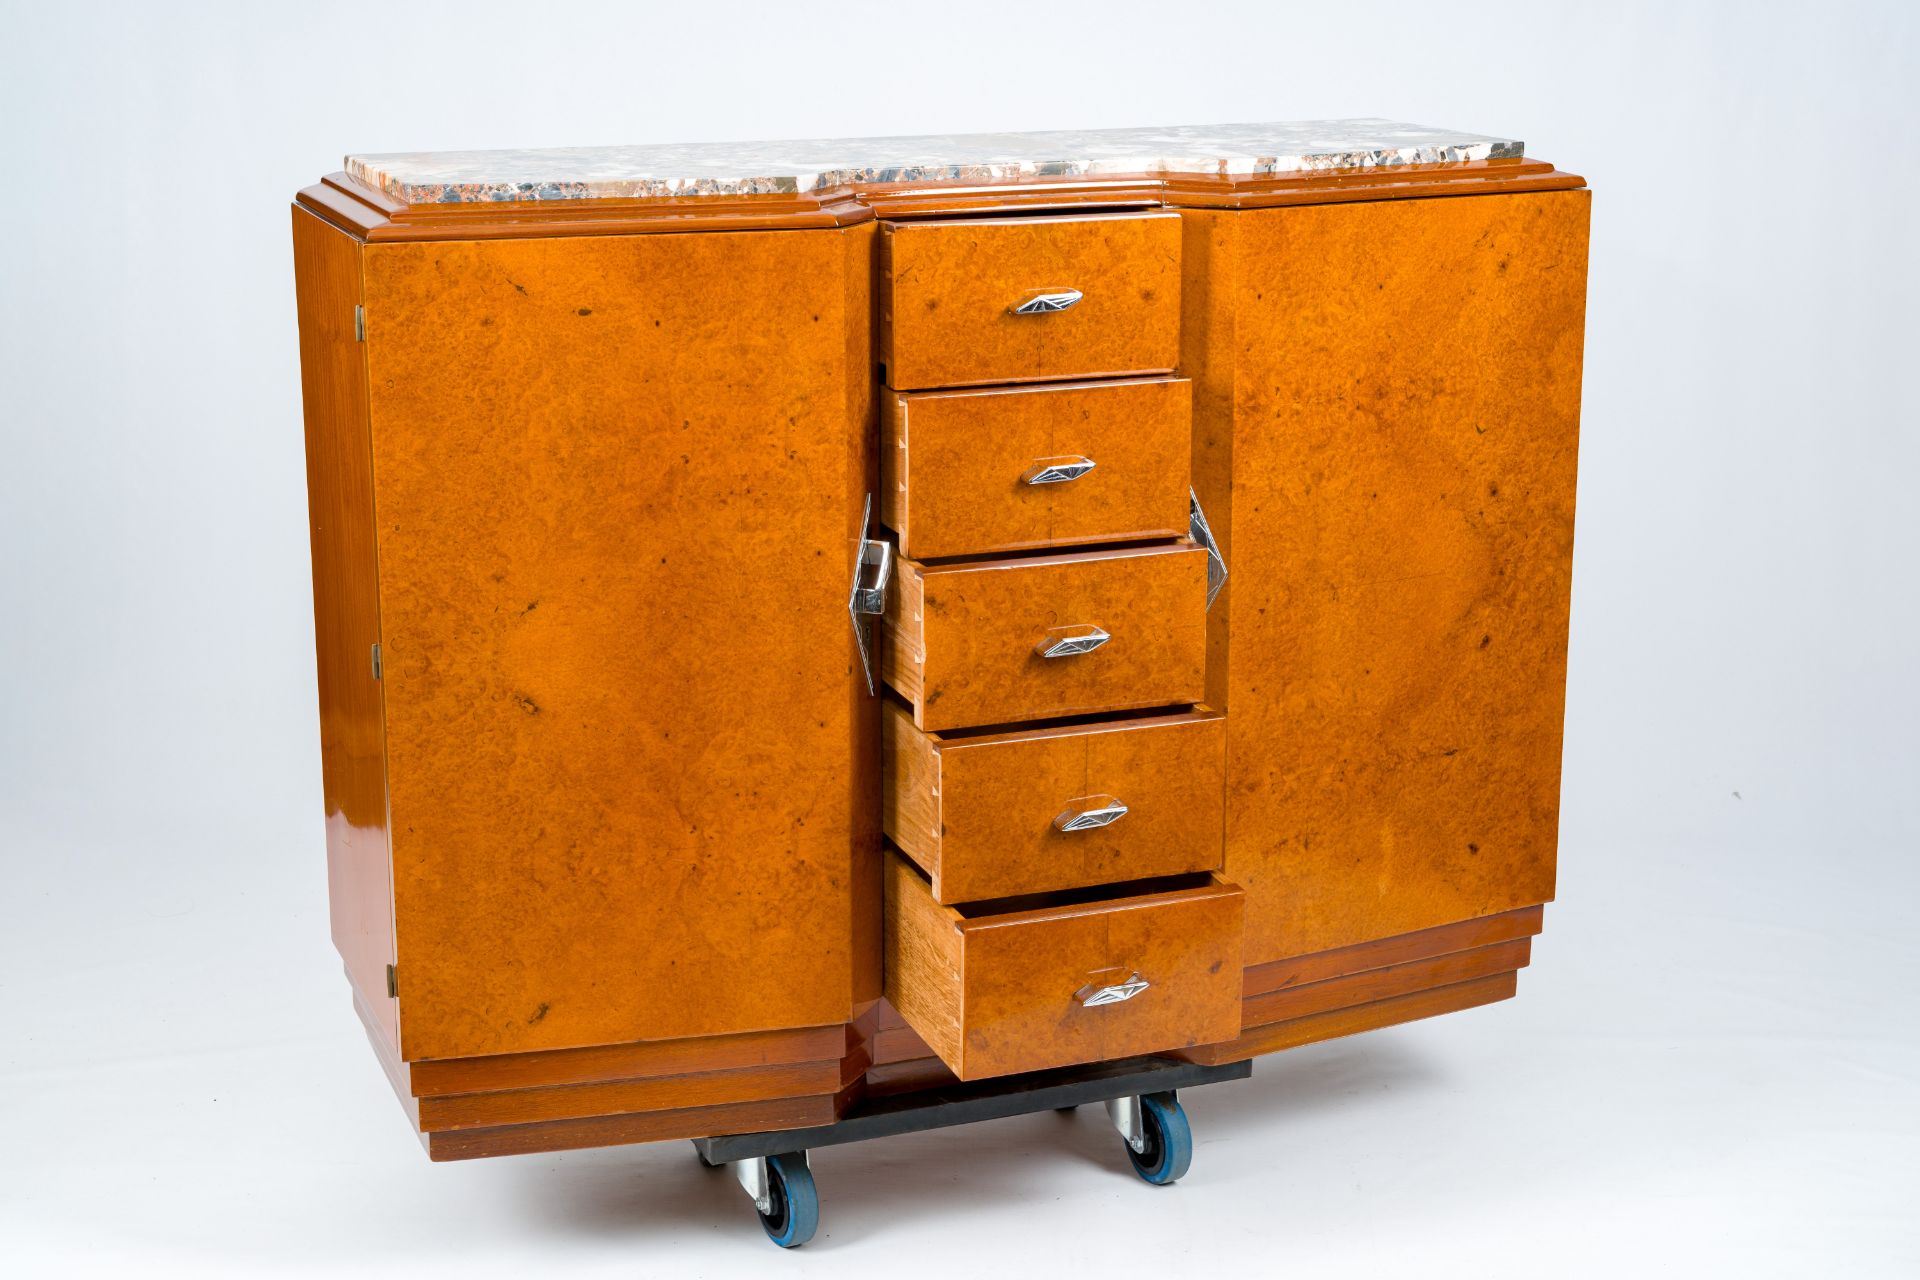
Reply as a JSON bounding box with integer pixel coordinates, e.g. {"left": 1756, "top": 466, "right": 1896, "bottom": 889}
{"left": 292, "top": 120, "right": 1589, "bottom": 1245}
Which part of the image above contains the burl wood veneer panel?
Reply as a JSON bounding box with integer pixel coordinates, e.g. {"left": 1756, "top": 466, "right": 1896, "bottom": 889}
{"left": 1217, "top": 190, "right": 1591, "bottom": 964}
{"left": 292, "top": 208, "right": 397, "bottom": 1052}
{"left": 881, "top": 212, "right": 1181, "bottom": 389}
{"left": 359, "top": 225, "right": 878, "bottom": 1061}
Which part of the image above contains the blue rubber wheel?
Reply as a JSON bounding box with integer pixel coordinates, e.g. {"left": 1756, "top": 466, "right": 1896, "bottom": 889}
{"left": 1126, "top": 1093, "right": 1193, "bottom": 1185}
{"left": 758, "top": 1153, "right": 819, "bottom": 1248}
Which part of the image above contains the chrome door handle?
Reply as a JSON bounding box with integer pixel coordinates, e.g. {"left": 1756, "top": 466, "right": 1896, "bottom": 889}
{"left": 1077, "top": 974, "right": 1150, "bottom": 1007}
{"left": 1021, "top": 456, "right": 1096, "bottom": 486}
{"left": 1035, "top": 624, "right": 1109, "bottom": 658}
{"left": 1054, "top": 795, "right": 1128, "bottom": 832}
{"left": 1010, "top": 288, "right": 1083, "bottom": 315}
{"left": 846, "top": 495, "right": 892, "bottom": 695}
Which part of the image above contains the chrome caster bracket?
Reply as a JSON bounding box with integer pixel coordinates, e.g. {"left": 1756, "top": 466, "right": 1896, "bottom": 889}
{"left": 1105, "top": 1094, "right": 1148, "bottom": 1154}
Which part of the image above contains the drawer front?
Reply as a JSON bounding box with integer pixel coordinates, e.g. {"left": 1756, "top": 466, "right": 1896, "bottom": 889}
{"left": 880, "top": 543, "right": 1209, "bottom": 732}
{"left": 882, "top": 377, "right": 1192, "bottom": 559}
{"left": 881, "top": 212, "right": 1181, "bottom": 390}
{"left": 883, "top": 854, "right": 1244, "bottom": 1080}
{"left": 885, "top": 703, "right": 1226, "bottom": 902}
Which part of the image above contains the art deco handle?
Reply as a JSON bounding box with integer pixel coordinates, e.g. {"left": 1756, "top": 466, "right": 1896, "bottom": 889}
{"left": 1053, "top": 795, "right": 1128, "bottom": 832}
{"left": 1035, "top": 624, "right": 1110, "bottom": 658}
{"left": 1021, "top": 456, "right": 1096, "bottom": 486}
{"left": 1010, "top": 288, "right": 1083, "bottom": 315}
{"left": 1076, "top": 973, "right": 1150, "bottom": 1007}
{"left": 1189, "top": 488, "right": 1228, "bottom": 610}
{"left": 846, "top": 495, "right": 892, "bottom": 695}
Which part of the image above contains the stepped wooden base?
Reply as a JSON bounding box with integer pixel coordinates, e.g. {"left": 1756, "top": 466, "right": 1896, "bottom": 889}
{"left": 356, "top": 906, "right": 1544, "bottom": 1159}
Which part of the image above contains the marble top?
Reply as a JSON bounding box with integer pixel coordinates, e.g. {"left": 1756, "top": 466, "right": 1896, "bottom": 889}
{"left": 346, "top": 120, "right": 1523, "bottom": 205}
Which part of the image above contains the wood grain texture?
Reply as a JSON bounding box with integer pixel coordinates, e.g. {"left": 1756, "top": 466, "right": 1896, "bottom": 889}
{"left": 360, "top": 225, "right": 877, "bottom": 1061}
{"left": 1216, "top": 190, "right": 1591, "bottom": 965}
{"left": 881, "top": 212, "right": 1181, "bottom": 389}
{"left": 880, "top": 377, "right": 1192, "bottom": 558}
{"left": 417, "top": 1058, "right": 845, "bottom": 1131}
{"left": 884, "top": 702, "right": 1226, "bottom": 902}
{"left": 406, "top": 1024, "right": 846, "bottom": 1096}
{"left": 1242, "top": 905, "right": 1543, "bottom": 998}
{"left": 1178, "top": 972, "right": 1519, "bottom": 1066}
{"left": 879, "top": 544, "right": 1209, "bottom": 732}
{"left": 292, "top": 208, "right": 398, "bottom": 1052}
{"left": 1241, "top": 936, "right": 1529, "bottom": 1028}
{"left": 884, "top": 854, "right": 1242, "bottom": 1080}
{"left": 424, "top": 1094, "right": 840, "bottom": 1161}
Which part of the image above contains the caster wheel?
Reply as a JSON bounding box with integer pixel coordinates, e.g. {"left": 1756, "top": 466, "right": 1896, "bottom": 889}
{"left": 1125, "top": 1093, "right": 1193, "bottom": 1186}
{"left": 758, "top": 1153, "right": 819, "bottom": 1248}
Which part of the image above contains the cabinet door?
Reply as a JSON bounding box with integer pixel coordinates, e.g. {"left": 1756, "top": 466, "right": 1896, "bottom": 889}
{"left": 1218, "top": 191, "right": 1590, "bottom": 964}
{"left": 361, "top": 226, "right": 876, "bottom": 1060}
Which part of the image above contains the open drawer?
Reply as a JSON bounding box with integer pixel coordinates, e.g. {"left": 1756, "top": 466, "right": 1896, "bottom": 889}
{"left": 883, "top": 701, "right": 1226, "bottom": 903}
{"left": 883, "top": 853, "right": 1244, "bottom": 1081}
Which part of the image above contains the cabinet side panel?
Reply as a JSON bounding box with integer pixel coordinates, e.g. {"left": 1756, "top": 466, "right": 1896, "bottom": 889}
{"left": 843, "top": 220, "right": 884, "bottom": 1013}
{"left": 1225, "top": 190, "right": 1591, "bottom": 962}
{"left": 1178, "top": 210, "right": 1240, "bottom": 713}
{"left": 362, "top": 229, "right": 868, "bottom": 1061}
{"left": 291, "top": 207, "right": 397, "bottom": 1049}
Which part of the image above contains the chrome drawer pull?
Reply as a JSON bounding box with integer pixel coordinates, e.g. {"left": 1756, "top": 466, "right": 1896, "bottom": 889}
{"left": 1010, "top": 288, "right": 1083, "bottom": 315}
{"left": 1035, "top": 624, "right": 1110, "bottom": 658}
{"left": 1054, "top": 795, "right": 1128, "bottom": 832}
{"left": 1021, "top": 456, "right": 1096, "bottom": 486}
{"left": 1077, "top": 974, "right": 1150, "bottom": 1007}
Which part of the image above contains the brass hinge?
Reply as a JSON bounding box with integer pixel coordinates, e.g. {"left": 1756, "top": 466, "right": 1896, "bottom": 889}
{"left": 370, "top": 642, "right": 382, "bottom": 679}
{"left": 353, "top": 305, "right": 366, "bottom": 342}
{"left": 386, "top": 964, "right": 398, "bottom": 999}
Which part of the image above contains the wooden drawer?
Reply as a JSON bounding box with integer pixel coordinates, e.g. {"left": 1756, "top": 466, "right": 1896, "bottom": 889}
{"left": 880, "top": 212, "right": 1181, "bottom": 390}
{"left": 884, "top": 702, "right": 1225, "bottom": 903}
{"left": 883, "top": 853, "right": 1243, "bottom": 1080}
{"left": 879, "top": 543, "right": 1208, "bottom": 732}
{"left": 881, "top": 377, "right": 1192, "bottom": 559}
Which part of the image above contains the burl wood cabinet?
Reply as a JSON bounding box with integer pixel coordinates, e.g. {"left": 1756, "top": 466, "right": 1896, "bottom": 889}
{"left": 293, "top": 122, "right": 1589, "bottom": 1187}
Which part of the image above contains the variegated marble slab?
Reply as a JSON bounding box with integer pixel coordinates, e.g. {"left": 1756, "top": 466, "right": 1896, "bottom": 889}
{"left": 346, "top": 120, "right": 1522, "bottom": 205}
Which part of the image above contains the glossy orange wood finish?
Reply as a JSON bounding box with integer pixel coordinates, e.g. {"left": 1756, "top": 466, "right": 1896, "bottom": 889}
{"left": 1241, "top": 936, "right": 1530, "bottom": 1027}
{"left": 406, "top": 1024, "right": 846, "bottom": 1096}
{"left": 1178, "top": 971, "right": 1519, "bottom": 1067}
{"left": 292, "top": 208, "right": 397, "bottom": 1051}
{"left": 1242, "top": 904, "right": 1543, "bottom": 998}
{"left": 883, "top": 855, "right": 1243, "bottom": 1080}
{"left": 883, "top": 702, "right": 1226, "bottom": 902}
{"left": 426, "top": 1095, "right": 841, "bottom": 1162}
{"left": 880, "top": 377, "right": 1192, "bottom": 559}
{"left": 880, "top": 212, "right": 1181, "bottom": 389}
{"left": 359, "top": 224, "right": 878, "bottom": 1061}
{"left": 417, "top": 1058, "right": 846, "bottom": 1132}
{"left": 879, "top": 543, "right": 1209, "bottom": 732}
{"left": 1210, "top": 190, "right": 1591, "bottom": 965}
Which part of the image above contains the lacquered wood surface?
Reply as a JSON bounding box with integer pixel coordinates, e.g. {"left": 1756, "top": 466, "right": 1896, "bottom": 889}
{"left": 406, "top": 1024, "right": 846, "bottom": 1096}
{"left": 426, "top": 1095, "right": 841, "bottom": 1162}
{"left": 1242, "top": 904, "right": 1543, "bottom": 998}
{"left": 1212, "top": 190, "right": 1591, "bottom": 964}
{"left": 879, "top": 543, "right": 1209, "bottom": 732}
{"left": 291, "top": 208, "right": 397, "bottom": 1051}
{"left": 883, "top": 702, "right": 1226, "bottom": 902}
{"left": 359, "top": 224, "right": 878, "bottom": 1061}
{"left": 880, "top": 212, "right": 1181, "bottom": 389}
{"left": 883, "top": 854, "right": 1243, "bottom": 1080}
{"left": 1178, "top": 971, "right": 1519, "bottom": 1067}
{"left": 1242, "top": 936, "right": 1530, "bottom": 1027}
{"left": 880, "top": 377, "right": 1192, "bottom": 559}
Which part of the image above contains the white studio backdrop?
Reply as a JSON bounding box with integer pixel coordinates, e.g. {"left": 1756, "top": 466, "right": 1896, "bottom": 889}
{"left": 1, "top": 1, "right": 1915, "bottom": 1275}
